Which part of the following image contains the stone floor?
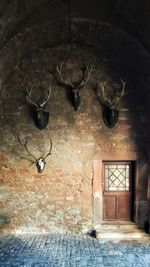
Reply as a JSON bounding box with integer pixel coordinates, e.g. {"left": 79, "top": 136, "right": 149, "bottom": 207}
{"left": 0, "top": 234, "right": 150, "bottom": 267}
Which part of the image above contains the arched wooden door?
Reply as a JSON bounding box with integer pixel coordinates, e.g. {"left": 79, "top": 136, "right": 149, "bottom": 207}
{"left": 102, "top": 161, "right": 133, "bottom": 221}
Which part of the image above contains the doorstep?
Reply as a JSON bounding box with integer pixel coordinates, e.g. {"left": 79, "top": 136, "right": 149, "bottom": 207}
{"left": 95, "top": 221, "right": 150, "bottom": 241}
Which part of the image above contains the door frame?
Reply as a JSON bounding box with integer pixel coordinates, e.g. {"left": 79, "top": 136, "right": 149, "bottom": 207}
{"left": 102, "top": 160, "right": 134, "bottom": 221}
{"left": 93, "top": 151, "right": 138, "bottom": 226}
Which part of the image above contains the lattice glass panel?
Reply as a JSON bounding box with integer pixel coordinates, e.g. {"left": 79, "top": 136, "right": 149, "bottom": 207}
{"left": 104, "top": 163, "right": 130, "bottom": 191}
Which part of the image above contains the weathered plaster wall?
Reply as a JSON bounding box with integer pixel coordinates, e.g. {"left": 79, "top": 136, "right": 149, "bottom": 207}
{"left": 0, "top": 1, "right": 150, "bottom": 233}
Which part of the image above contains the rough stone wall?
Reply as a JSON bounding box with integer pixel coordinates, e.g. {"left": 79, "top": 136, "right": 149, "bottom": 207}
{"left": 0, "top": 2, "right": 150, "bottom": 233}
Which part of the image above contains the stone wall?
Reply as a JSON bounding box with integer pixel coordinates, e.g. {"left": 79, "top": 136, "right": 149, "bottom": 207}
{"left": 0, "top": 2, "right": 150, "bottom": 233}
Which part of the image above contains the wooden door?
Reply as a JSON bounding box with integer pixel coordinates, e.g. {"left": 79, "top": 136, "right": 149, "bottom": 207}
{"left": 102, "top": 161, "right": 132, "bottom": 221}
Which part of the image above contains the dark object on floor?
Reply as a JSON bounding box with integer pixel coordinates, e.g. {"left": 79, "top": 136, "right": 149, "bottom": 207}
{"left": 144, "top": 219, "right": 150, "bottom": 234}
{"left": 87, "top": 229, "right": 97, "bottom": 238}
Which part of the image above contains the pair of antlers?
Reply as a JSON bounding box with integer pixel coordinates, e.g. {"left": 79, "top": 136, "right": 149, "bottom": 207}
{"left": 18, "top": 137, "right": 52, "bottom": 163}
{"left": 26, "top": 86, "right": 51, "bottom": 108}
{"left": 99, "top": 79, "right": 126, "bottom": 108}
{"left": 56, "top": 63, "right": 93, "bottom": 89}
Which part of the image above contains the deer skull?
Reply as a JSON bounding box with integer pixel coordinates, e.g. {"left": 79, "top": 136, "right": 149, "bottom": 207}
{"left": 19, "top": 137, "right": 53, "bottom": 173}
{"left": 36, "top": 158, "right": 46, "bottom": 173}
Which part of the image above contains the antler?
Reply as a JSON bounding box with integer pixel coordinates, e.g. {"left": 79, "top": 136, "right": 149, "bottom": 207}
{"left": 43, "top": 138, "right": 53, "bottom": 161}
{"left": 40, "top": 86, "right": 51, "bottom": 107}
{"left": 99, "top": 79, "right": 126, "bottom": 108}
{"left": 56, "top": 63, "right": 71, "bottom": 86}
{"left": 77, "top": 64, "right": 93, "bottom": 89}
{"left": 26, "top": 88, "right": 39, "bottom": 108}
{"left": 24, "top": 138, "right": 37, "bottom": 162}
{"left": 17, "top": 136, "right": 37, "bottom": 162}
{"left": 114, "top": 79, "right": 126, "bottom": 106}
{"left": 56, "top": 63, "right": 93, "bottom": 89}
{"left": 99, "top": 81, "right": 113, "bottom": 106}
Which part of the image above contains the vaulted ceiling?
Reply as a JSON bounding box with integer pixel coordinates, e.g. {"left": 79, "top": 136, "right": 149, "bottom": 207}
{"left": 0, "top": 0, "right": 150, "bottom": 93}
{"left": 0, "top": 0, "right": 150, "bottom": 51}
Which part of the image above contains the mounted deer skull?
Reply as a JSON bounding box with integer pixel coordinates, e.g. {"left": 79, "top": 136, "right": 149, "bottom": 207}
{"left": 20, "top": 137, "right": 53, "bottom": 173}
{"left": 98, "top": 79, "right": 126, "bottom": 128}
{"left": 26, "top": 86, "right": 51, "bottom": 129}
{"left": 56, "top": 63, "right": 93, "bottom": 111}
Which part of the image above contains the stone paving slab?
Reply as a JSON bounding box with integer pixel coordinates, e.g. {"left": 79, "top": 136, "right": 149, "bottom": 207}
{"left": 0, "top": 234, "right": 150, "bottom": 267}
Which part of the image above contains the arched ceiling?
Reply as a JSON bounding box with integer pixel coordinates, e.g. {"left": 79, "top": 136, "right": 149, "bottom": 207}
{"left": 0, "top": 0, "right": 150, "bottom": 51}
{"left": 0, "top": 0, "right": 150, "bottom": 94}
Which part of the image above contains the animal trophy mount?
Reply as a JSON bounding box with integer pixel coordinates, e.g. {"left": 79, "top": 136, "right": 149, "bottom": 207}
{"left": 26, "top": 86, "right": 51, "bottom": 130}
{"left": 98, "top": 79, "right": 126, "bottom": 128}
{"left": 20, "top": 137, "right": 53, "bottom": 173}
{"left": 56, "top": 63, "right": 93, "bottom": 111}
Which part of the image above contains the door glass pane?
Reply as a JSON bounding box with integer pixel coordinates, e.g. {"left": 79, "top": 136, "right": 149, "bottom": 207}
{"left": 104, "top": 163, "right": 130, "bottom": 191}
